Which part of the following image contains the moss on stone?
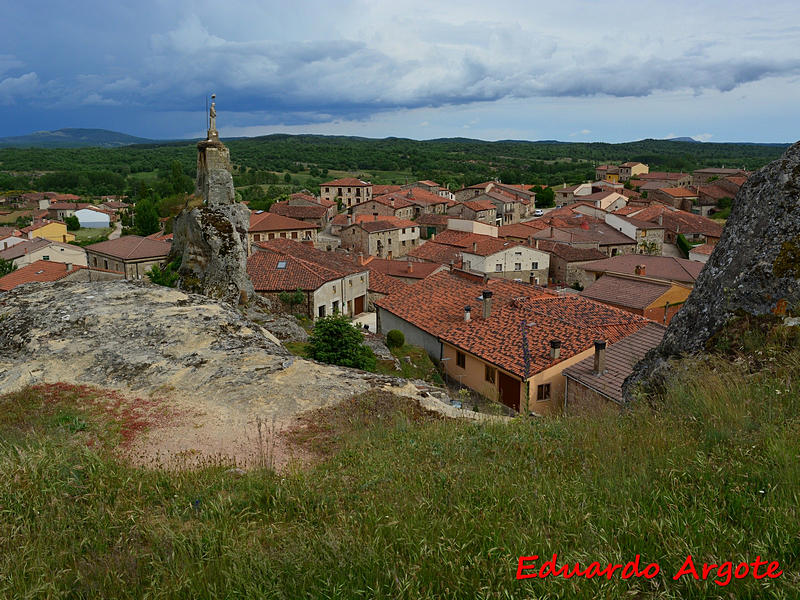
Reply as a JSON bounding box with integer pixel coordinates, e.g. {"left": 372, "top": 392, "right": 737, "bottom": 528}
{"left": 773, "top": 235, "right": 800, "bottom": 279}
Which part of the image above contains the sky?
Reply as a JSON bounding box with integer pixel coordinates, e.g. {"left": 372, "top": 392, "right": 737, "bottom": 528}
{"left": 2, "top": 0, "right": 799, "bottom": 143}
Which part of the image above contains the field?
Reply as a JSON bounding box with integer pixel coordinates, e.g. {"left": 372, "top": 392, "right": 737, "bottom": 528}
{"left": 1, "top": 316, "right": 798, "bottom": 598}
{"left": 73, "top": 227, "right": 113, "bottom": 242}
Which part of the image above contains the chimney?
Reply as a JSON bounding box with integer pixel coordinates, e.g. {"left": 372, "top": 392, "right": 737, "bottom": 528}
{"left": 550, "top": 339, "right": 561, "bottom": 360}
{"left": 481, "top": 290, "right": 493, "bottom": 319}
{"left": 472, "top": 241, "right": 477, "bottom": 252}
{"left": 358, "top": 252, "right": 364, "bottom": 265}
{"left": 635, "top": 264, "right": 646, "bottom": 276}
{"left": 390, "top": 198, "right": 395, "bottom": 207}
{"left": 464, "top": 305, "right": 471, "bottom": 322}
{"left": 407, "top": 260, "right": 413, "bottom": 273}
{"left": 657, "top": 214, "right": 663, "bottom": 226}
{"left": 593, "top": 340, "right": 607, "bottom": 375}
{"left": 346, "top": 215, "right": 352, "bottom": 226}
{"left": 65, "top": 262, "right": 72, "bottom": 271}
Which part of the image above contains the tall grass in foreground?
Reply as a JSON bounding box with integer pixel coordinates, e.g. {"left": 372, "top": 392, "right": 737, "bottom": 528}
{"left": 1, "top": 328, "right": 799, "bottom": 598}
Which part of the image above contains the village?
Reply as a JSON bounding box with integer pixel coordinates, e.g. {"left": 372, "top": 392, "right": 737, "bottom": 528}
{"left": 0, "top": 119, "right": 747, "bottom": 418}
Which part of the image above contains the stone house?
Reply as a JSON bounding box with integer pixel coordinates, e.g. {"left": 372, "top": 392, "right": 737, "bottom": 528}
{"left": 691, "top": 167, "right": 748, "bottom": 186}
{"left": 595, "top": 165, "right": 620, "bottom": 183}
{"left": 634, "top": 172, "right": 692, "bottom": 188}
{"left": 562, "top": 323, "right": 665, "bottom": 414}
{"left": 416, "top": 214, "right": 452, "bottom": 239}
{"left": 603, "top": 213, "right": 665, "bottom": 255}
{"left": 554, "top": 183, "right": 593, "bottom": 206}
{"left": 339, "top": 216, "right": 420, "bottom": 259}
{"left": 85, "top": 235, "right": 171, "bottom": 279}
{"left": 351, "top": 193, "right": 416, "bottom": 221}
{"left": 319, "top": 178, "right": 372, "bottom": 209}
{"left": 618, "top": 162, "right": 649, "bottom": 182}
{"left": 574, "top": 255, "right": 703, "bottom": 290}
{"left": 248, "top": 238, "right": 369, "bottom": 319}
{"left": 649, "top": 187, "right": 698, "bottom": 211}
{"left": 446, "top": 198, "right": 497, "bottom": 225}
{"left": 626, "top": 205, "right": 723, "bottom": 245}
{"left": 533, "top": 240, "right": 607, "bottom": 287}
{"left": 248, "top": 211, "right": 319, "bottom": 251}
{"left": 580, "top": 273, "right": 692, "bottom": 324}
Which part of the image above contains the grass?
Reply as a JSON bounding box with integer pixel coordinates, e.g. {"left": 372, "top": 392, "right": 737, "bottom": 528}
{"left": 73, "top": 226, "right": 113, "bottom": 242}
{"left": 374, "top": 344, "right": 445, "bottom": 385}
{"left": 1, "top": 319, "right": 799, "bottom": 598}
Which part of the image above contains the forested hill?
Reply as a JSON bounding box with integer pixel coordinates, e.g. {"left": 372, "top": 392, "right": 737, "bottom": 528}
{"left": 0, "top": 128, "right": 153, "bottom": 149}
{"left": 0, "top": 134, "right": 790, "bottom": 195}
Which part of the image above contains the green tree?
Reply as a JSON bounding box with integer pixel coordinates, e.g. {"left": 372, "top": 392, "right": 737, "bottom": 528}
{"left": 278, "top": 289, "right": 305, "bottom": 311}
{"left": 307, "top": 314, "right": 377, "bottom": 371}
{"left": 146, "top": 259, "right": 180, "bottom": 288}
{"left": 135, "top": 199, "right": 161, "bottom": 236}
{"left": 0, "top": 258, "right": 16, "bottom": 277}
{"left": 533, "top": 186, "right": 555, "bottom": 208}
{"left": 64, "top": 215, "right": 80, "bottom": 231}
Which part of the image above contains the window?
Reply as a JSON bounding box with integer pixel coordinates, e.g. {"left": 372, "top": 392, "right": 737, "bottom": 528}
{"left": 318, "top": 305, "right": 326, "bottom": 318}
{"left": 291, "top": 231, "right": 298, "bottom": 239}
{"left": 402, "top": 240, "right": 406, "bottom": 246}
{"left": 456, "top": 351, "right": 466, "bottom": 368}
{"left": 514, "top": 263, "right": 521, "bottom": 271}
{"left": 532, "top": 262, "right": 538, "bottom": 270}
{"left": 280, "top": 232, "right": 287, "bottom": 238}
{"left": 277, "top": 261, "right": 287, "bottom": 269}
{"left": 485, "top": 365, "right": 496, "bottom": 384}
{"left": 92, "top": 257, "right": 98, "bottom": 267}
{"left": 103, "top": 259, "right": 108, "bottom": 270}
{"left": 42, "top": 255, "right": 50, "bottom": 261}
{"left": 332, "top": 300, "right": 339, "bottom": 314}
{"left": 537, "top": 383, "right": 551, "bottom": 401}
{"left": 254, "top": 234, "right": 261, "bottom": 242}
{"left": 269, "top": 233, "right": 275, "bottom": 240}
{"left": 495, "top": 264, "right": 502, "bottom": 272}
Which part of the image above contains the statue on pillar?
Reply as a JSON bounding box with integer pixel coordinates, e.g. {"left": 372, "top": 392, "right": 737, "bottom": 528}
{"left": 207, "top": 94, "right": 219, "bottom": 142}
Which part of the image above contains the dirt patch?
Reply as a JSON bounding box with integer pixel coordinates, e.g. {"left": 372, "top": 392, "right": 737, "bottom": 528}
{"left": 284, "top": 390, "right": 443, "bottom": 460}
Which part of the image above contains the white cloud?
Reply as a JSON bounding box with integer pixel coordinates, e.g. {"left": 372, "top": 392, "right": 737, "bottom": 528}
{"left": 693, "top": 133, "right": 713, "bottom": 142}
{"left": 0, "top": 72, "right": 39, "bottom": 104}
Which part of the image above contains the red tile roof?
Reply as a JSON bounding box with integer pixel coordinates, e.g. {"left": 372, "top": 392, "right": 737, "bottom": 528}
{"left": 146, "top": 232, "right": 174, "bottom": 241}
{"left": 406, "top": 241, "right": 463, "bottom": 265}
{"left": 638, "top": 172, "right": 686, "bottom": 180}
{"left": 371, "top": 185, "right": 403, "bottom": 196}
{"left": 49, "top": 202, "right": 91, "bottom": 211}
{"left": 689, "top": 243, "right": 715, "bottom": 256}
{"left": 367, "top": 269, "right": 408, "bottom": 295}
{"left": 0, "top": 238, "right": 52, "bottom": 260}
{"left": 369, "top": 192, "right": 415, "bottom": 209}
{"left": 581, "top": 273, "right": 678, "bottom": 310}
{"left": 440, "top": 294, "right": 649, "bottom": 378}
{"left": 462, "top": 199, "right": 496, "bottom": 212}
{"left": 415, "top": 180, "right": 441, "bottom": 187}
{"left": 563, "top": 322, "right": 666, "bottom": 404}
{"left": 534, "top": 240, "right": 607, "bottom": 262}
{"left": 348, "top": 215, "right": 417, "bottom": 233}
{"left": 85, "top": 235, "right": 171, "bottom": 260}
{"left": 416, "top": 214, "right": 451, "bottom": 226}
{"left": 250, "top": 211, "right": 317, "bottom": 232}
{"left": 376, "top": 271, "right": 649, "bottom": 378}
{"left": 21, "top": 219, "right": 67, "bottom": 234}
{"left": 366, "top": 257, "right": 442, "bottom": 280}
{"left": 321, "top": 178, "right": 370, "bottom": 187}
{"left": 656, "top": 187, "right": 698, "bottom": 198}
{"left": 580, "top": 254, "right": 704, "bottom": 283}
{"left": 498, "top": 222, "right": 547, "bottom": 239}
{"left": 270, "top": 202, "right": 328, "bottom": 220}
{"left": 0, "top": 259, "right": 83, "bottom": 292}
{"left": 248, "top": 238, "right": 365, "bottom": 291}
{"left": 630, "top": 205, "right": 723, "bottom": 238}
{"left": 697, "top": 184, "right": 732, "bottom": 200}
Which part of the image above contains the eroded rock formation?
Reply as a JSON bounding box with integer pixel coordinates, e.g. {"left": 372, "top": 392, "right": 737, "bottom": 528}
{"left": 169, "top": 100, "right": 255, "bottom": 304}
{"left": 624, "top": 141, "right": 800, "bottom": 400}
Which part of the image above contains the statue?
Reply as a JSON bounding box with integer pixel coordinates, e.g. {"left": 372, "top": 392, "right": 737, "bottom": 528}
{"left": 207, "top": 94, "right": 219, "bottom": 142}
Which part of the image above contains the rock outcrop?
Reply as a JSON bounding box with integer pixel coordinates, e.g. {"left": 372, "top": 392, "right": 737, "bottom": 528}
{"left": 169, "top": 103, "right": 255, "bottom": 304}
{"left": 0, "top": 281, "right": 469, "bottom": 467}
{"left": 624, "top": 141, "right": 800, "bottom": 400}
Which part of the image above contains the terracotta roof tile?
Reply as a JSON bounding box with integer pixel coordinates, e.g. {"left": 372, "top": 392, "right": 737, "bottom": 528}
{"left": 248, "top": 238, "right": 365, "bottom": 291}
{"left": 250, "top": 211, "right": 317, "bottom": 232}
{"left": 0, "top": 259, "right": 83, "bottom": 292}
{"left": 85, "top": 235, "right": 171, "bottom": 260}
{"left": 580, "top": 274, "right": 677, "bottom": 310}
{"left": 367, "top": 269, "right": 408, "bottom": 295}
{"left": 366, "top": 258, "right": 441, "bottom": 280}
{"left": 0, "top": 238, "right": 51, "bottom": 260}
{"left": 534, "top": 240, "right": 607, "bottom": 262}
{"left": 580, "top": 254, "right": 703, "bottom": 283}
{"left": 270, "top": 202, "right": 328, "bottom": 219}
{"left": 406, "top": 241, "right": 463, "bottom": 265}
{"left": 630, "top": 205, "right": 723, "bottom": 237}
{"left": 563, "top": 322, "right": 666, "bottom": 403}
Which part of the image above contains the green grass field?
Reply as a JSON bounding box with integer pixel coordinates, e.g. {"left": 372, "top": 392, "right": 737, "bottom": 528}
{"left": 73, "top": 227, "right": 113, "bottom": 242}
{"left": 1, "top": 316, "right": 798, "bottom": 598}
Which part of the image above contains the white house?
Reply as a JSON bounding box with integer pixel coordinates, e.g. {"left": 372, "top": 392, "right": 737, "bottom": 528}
{"left": 461, "top": 239, "right": 550, "bottom": 285}
{"left": 75, "top": 208, "right": 111, "bottom": 229}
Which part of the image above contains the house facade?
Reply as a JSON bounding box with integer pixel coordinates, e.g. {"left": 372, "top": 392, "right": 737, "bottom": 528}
{"left": 340, "top": 217, "right": 420, "bottom": 259}
{"left": 320, "top": 178, "right": 372, "bottom": 209}
{"left": 248, "top": 211, "right": 319, "bottom": 252}
{"left": 85, "top": 235, "right": 170, "bottom": 279}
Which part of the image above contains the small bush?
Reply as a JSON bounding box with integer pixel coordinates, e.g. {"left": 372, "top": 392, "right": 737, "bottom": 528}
{"left": 307, "top": 314, "right": 377, "bottom": 371}
{"left": 386, "top": 329, "right": 405, "bottom": 349}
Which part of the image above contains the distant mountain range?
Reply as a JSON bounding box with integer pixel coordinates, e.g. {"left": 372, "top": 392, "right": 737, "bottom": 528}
{"left": 0, "top": 128, "right": 155, "bottom": 148}
{"left": 665, "top": 136, "right": 702, "bottom": 143}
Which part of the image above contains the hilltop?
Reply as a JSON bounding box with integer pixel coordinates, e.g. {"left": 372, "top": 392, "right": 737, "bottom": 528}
{"left": 0, "top": 128, "right": 154, "bottom": 148}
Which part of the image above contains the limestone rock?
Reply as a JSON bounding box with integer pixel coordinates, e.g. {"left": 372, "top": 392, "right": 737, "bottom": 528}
{"left": 196, "top": 140, "right": 235, "bottom": 208}
{"left": 170, "top": 203, "right": 255, "bottom": 304}
{"left": 624, "top": 141, "right": 800, "bottom": 401}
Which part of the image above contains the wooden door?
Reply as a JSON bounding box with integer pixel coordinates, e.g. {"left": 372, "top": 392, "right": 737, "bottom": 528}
{"left": 498, "top": 372, "right": 521, "bottom": 413}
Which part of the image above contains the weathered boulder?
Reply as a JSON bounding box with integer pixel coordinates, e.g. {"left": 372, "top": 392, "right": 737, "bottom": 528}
{"left": 196, "top": 140, "right": 235, "bottom": 207}
{"left": 170, "top": 202, "right": 255, "bottom": 304}
{"left": 624, "top": 141, "right": 800, "bottom": 400}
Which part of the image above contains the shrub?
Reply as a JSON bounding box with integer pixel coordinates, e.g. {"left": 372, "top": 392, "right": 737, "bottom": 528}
{"left": 146, "top": 259, "right": 180, "bottom": 288}
{"left": 64, "top": 215, "right": 80, "bottom": 231}
{"left": 386, "top": 329, "right": 405, "bottom": 349}
{"left": 307, "top": 314, "right": 377, "bottom": 371}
